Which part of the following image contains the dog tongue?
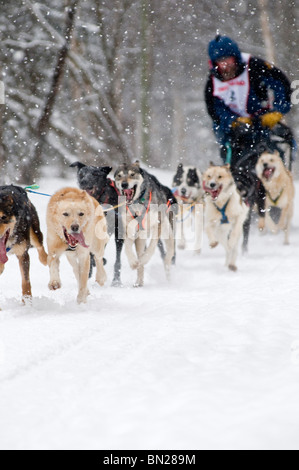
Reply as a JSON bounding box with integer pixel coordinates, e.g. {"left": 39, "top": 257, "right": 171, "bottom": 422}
{"left": 263, "top": 167, "right": 275, "bottom": 180}
{"left": 68, "top": 231, "right": 89, "bottom": 248}
{"left": 0, "top": 234, "right": 9, "bottom": 265}
{"left": 123, "top": 189, "right": 134, "bottom": 202}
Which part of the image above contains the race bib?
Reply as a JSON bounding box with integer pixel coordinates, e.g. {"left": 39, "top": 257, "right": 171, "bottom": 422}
{"left": 212, "top": 53, "right": 251, "bottom": 117}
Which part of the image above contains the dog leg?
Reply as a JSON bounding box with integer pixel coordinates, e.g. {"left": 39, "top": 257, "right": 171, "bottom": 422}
{"left": 281, "top": 208, "right": 293, "bottom": 245}
{"left": 177, "top": 206, "right": 186, "bottom": 250}
{"left": 163, "top": 234, "right": 175, "bottom": 282}
{"left": 258, "top": 214, "right": 266, "bottom": 232}
{"left": 112, "top": 238, "right": 124, "bottom": 287}
{"left": 125, "top": 238, "right": 139, "bottom": 270}
{"left": 206, "top": 224, "right": 218, "bottom": 249}
{"left": 66, "top": 251, "right": 80, "bottom": 283}
{"left": 134, "top": 238, "right": 146, "bottom": 287}
{"left": 48, "top": 252, "right": 62, "bottom": 291}
{"left": 77, "top": 252, "right": 91, "bottom": 304}
{"left": 18, "top": 250, "right": 32, "bottom": 302}
{"left": 95, "top": 256, "right": 107, "bottom": 287}
{"left": 138, "top": 237, "right": 159, "bottom": 267}
{"left": 226, "top": 221, "right": 243, "bottom": 271}
{"left": 194, "top": 204, "right": 203, "bottom": 254}
{"left": 242, "top": 207, "right": 252, "bottom": 254}
{"left": 30, "top": 214, "right": 48, "bottom": 266}
{"left": 0, "top": 264, "right": 5, "bottom": 276}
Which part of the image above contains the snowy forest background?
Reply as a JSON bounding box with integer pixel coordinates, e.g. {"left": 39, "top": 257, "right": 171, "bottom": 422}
{"left": 0, "top": 0, "right": 298, "bottom": 183}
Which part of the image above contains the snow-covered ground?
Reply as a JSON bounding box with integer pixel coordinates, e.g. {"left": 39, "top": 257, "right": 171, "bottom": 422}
{"left": 0, "top": 170, "right": 299, "bottom": 450}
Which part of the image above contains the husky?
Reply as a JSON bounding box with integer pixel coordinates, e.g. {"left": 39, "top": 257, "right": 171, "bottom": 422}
{"left": 114, "top": 162, "right": 175, "bottom": 287}
{"left": 0, "top": 185, "right": 47, "bottom": 304}
{"left": 203, "top": 164, "right": 249, "bottom": 272}
{"left": 47, "top": 187, "right": 109, "bottom": 304}
{"left": 172, "top": 164, "right": 204, "bottom": 251}
{"left": 70, "top": 162, "right": 124, "bottom": 286}
{"left": 256, "top": 151, "right": 295, "bottom": 245}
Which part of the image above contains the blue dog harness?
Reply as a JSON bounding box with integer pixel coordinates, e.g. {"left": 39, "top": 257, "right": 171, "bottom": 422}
{"left": 213, "top": 199, "right": 231, "bottom": 224}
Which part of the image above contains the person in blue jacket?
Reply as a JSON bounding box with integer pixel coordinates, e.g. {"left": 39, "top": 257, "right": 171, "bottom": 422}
{"left": 205, "top": 35, "right": 295, "bottom": 168}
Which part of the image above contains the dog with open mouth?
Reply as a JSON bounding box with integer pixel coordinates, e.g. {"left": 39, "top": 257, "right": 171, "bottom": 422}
{"left": 114, "top": 162, "right": 176, "bottom": 287}
{"left": 0, "top": 185, "right": 47, "bottom": 305}
{"left": 203, "top": 164, "right": 249, "bottom": 272}
{"left": 70, "top": 161, "right": 124, "bottom": 287}
{"left": 172, "top": 164, "right": 204, "bottom": 252}
{"left": 256, "top": 151, "right": 295, "bottom": 244}
{"left": 46, "top": 187, "right": 109, "bottom": 304}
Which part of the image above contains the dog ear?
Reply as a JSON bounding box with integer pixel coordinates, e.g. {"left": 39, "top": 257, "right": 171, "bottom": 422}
{"left": 0, "top": 195, "right": 14, "bottom": 207}
{"left": 209, "top": 161, "right": 216, "bottom": 167}
{"left": 100, "top": 166, "right": 113, "bottom": 176}
{"left": 177, "top": 163, "right": 183, "bottom": 169}
{"left": 70, "top": 161, "right": 86, "bottom": 170}
{"left": 133, "top": 160, "right": 140, "bottom": 168}
{"left": 223, "top": 163, "right": 231, "bottom": 170}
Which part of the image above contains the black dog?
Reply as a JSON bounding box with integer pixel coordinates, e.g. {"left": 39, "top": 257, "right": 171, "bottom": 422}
{"left": 0, "top": 185, "right": 47, "bottom": 302}
{"left": 70, "top": 162, "right": 124, "bottom": 286}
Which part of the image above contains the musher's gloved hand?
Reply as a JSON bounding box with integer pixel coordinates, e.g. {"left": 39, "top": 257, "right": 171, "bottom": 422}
{"left": 260, "top": 111, "right": 283, "bottom": 129}
{"left": 232, "top": 117, "right": 253, "bottom": 128}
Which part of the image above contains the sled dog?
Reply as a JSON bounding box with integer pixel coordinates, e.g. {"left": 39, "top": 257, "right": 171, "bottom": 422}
{"left": 256, "top": 151, "right": 295, "bottom": 245}
{"left": 47, "top": 187, "right": 109, "bottom": 304}
{"left": 203, "top": 164, "right": 249, "bottom": 271}
{"left": 0, "top": 185, "right": 47, "bottom": 304}
{"left": 172, "top": 164, "right": 204, "bottom": 251}
{"left": 114, "top": 162, "right": 175, "bottom": 287}
{"left": 70, "top": 161, "right": 124, "bottom": 286}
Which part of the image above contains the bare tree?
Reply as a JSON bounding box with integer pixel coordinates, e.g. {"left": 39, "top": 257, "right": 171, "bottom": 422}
{"left": 27, "top": 0, "right": 80, "bottom": 178}
{"left": 257, "top": 0, "right": 276, "bottom": 63}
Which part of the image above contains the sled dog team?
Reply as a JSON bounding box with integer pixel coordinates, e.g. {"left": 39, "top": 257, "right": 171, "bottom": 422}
{"left": 0, "top": 151, "right": 294, "bottom": 305}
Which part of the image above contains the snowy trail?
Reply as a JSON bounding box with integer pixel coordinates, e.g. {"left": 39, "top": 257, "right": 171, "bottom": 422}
{"left": 0, "top": 173, "right": 299, "bottom": 450}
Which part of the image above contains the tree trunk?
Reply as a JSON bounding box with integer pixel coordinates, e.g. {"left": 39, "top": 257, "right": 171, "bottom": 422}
{"left": 257, "top": 0, "right": 276, "bottom": 64}
{"left": 0, "top": 79, "right": 5, "bottom": 177}
{"left": 29, "top": 0, "right": 79, "bottom": 180}
{"left": 140, "top": 0, "right": 151, "bottom": 164}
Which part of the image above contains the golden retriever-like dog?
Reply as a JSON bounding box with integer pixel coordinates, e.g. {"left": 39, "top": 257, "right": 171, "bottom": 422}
{"left": 47, "top": 188, "right": 109, "bottom": 304}
{"left": 256, "top": 151, "right": 295, "bottom": 245}
{"left": 203, "top": 164, "right": 249, "bottom": 272}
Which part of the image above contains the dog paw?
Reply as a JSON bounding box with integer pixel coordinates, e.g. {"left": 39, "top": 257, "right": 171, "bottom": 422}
{"left": 130, "top": 260, "right": 140, "bottom": 270}
{"left": 96, "top": 275, "right": 107, "bottom": 287}
{"left": 48, "top": 280, "right": 61, "bottom": 291}
{"left": 210, "top": 242, "right": 218, "bottom": 249}
{"left": 77, "top": 296, "right": 87, "bottom": 304}
{"left": 22, "top": 295, "right": 33, "bottom": 306}
{"left": 228, "top": 264, "right": 238, "bottom": 272}
{"left": 258, "top": 218, "right": 266, "bottom": 232}
{"left": 111, "top": 279, "right": 123, "bottom": 288}
{"left": 133, "top": 282, "right": 144, "bottom": 288}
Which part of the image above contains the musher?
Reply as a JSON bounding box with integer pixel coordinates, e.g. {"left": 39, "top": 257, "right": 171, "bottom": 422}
{"left": 205, "top": 35, "right": 295, "bottom": 170}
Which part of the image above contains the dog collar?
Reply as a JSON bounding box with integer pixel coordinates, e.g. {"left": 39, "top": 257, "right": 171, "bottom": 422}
{"left": 266, "top": 188, "right": 284, "bottom": 206}
{"left": 127, "top": 191, "right": 152, "bottom": 231}
{"left": 66, "top": 245, "right": 78, "bottom": 252}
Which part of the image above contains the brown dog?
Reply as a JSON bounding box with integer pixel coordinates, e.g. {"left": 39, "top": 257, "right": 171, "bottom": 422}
{"left": 256, "top": 151, "right": 295, "bottom": 245}
{"left": 0, "top": 185, "right": 47, "bottom": 304}
{"left": 47, "top": 188, "right": 109, "bottom": 303}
